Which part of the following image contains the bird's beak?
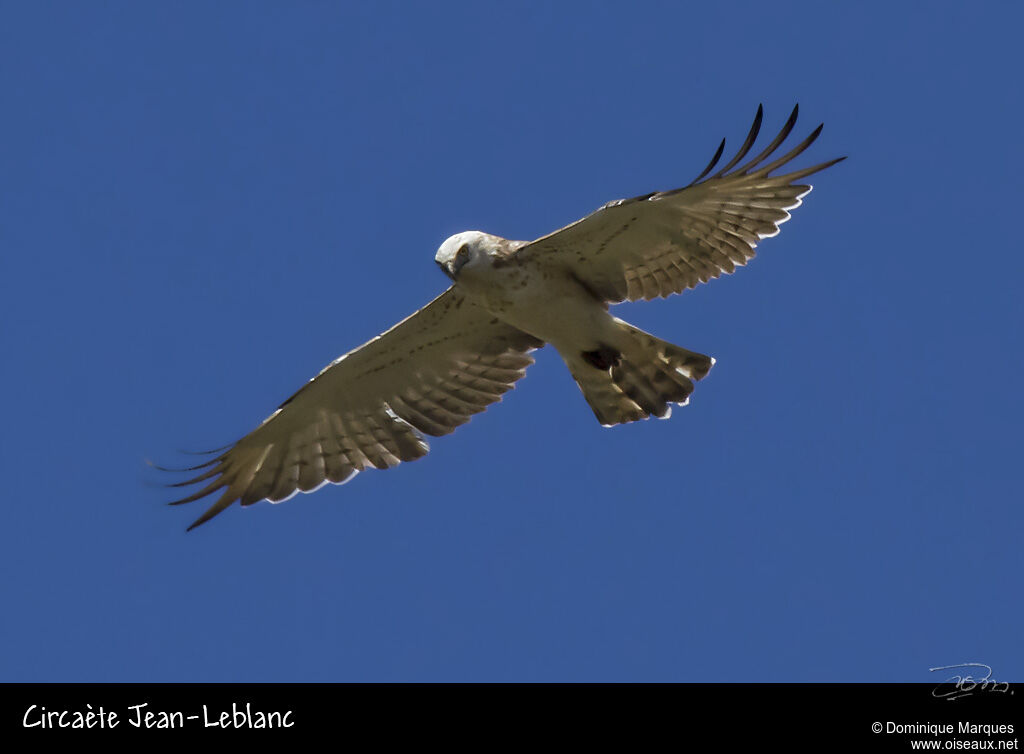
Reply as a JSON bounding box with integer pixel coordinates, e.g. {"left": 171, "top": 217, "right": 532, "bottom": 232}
{"left": 437, "top": 260, "right": 455, "bottom": 281}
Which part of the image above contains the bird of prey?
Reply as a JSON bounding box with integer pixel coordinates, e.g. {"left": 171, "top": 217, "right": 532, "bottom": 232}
{"left": 166, "top": 105, "right": 843, "bottom": 530}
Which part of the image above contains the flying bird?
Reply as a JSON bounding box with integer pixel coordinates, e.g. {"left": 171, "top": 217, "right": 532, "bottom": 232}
{"left": 165, "top": 105, "right": 844, "bottom": 530}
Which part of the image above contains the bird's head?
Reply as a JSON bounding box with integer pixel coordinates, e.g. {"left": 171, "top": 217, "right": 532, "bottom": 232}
{"left": 435, "top": 231, "right": 503, "bottom": 281}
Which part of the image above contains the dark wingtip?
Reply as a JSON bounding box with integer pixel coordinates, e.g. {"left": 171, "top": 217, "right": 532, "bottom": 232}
{"left": 146, "top": 455, "right": 222, "bottom": 473}
{"left": 185, "top": 496, "right": 233, "bottom": 531}
{"left": 167, "top": 493, "right": 204, "bottom": 507}
{"left": 178, "top": 444, "right": 233, "bottom": 456}
{"left": 710, "top": 103, "right": 765, "bottom": 179}
{"left": 810, "top": 154, "right": 849, "bottom": 174}
{"left": 735, "top": 104, "right": 802, "bottom": 175}
{"left": 688, "top": 136, "right": 726, "bottom": 186}
{"left": 166, "top": 474, "right": 225, "bottom": 505}
{"left": 773, "top": 154, "right": 848, "bottom": 183}
{"left": 748, "top": 116, "right": 829, "bottom": 177}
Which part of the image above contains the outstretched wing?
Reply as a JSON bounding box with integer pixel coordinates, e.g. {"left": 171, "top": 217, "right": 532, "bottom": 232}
{"left": 166, "top": 288, "right": 542, "bottom": 530}
{"left": 519, "top": 105, "right": 844, "bottom": 302}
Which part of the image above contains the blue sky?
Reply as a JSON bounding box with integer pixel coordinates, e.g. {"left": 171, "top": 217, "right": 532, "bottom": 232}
{"left": 3, "top": 2, "right": 1021, "bottom": 681}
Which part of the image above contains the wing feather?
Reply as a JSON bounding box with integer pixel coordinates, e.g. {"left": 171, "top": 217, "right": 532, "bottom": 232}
{"left": 519, "top": 105, "right": 844, "bottom": 303}
{"left": 709, "top": 103, "right": 763, "bottom": 178}
{"left": 167, "top": 288, "right": 541, "bottom": 529}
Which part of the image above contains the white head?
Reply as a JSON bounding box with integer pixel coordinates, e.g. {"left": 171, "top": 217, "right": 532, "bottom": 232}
{"left": 435, "top": 231, "right": 503, "bottom": 281}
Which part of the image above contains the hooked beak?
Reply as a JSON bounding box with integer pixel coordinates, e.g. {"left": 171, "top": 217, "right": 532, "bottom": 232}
{"left": 437, "top": 259, "right": 455, "bottom": 281}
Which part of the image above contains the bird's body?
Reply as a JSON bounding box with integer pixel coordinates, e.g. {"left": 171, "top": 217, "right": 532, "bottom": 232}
{"left": 442, "top": 231, "right": 614, "bottom": 352}
{"left": 436, "top": 229, "right": 712, "bottom": 425}
{"left": 165, "top": 105, "right": 844, "bottom": 529}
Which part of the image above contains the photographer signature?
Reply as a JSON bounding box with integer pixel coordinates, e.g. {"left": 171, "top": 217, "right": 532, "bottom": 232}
{"left": 929, "top": 663, "right": 1012, "bottom": 701}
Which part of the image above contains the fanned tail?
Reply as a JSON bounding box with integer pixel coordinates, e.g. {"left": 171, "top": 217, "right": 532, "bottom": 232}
{"left": 565, "top": 319, "right": 714, "bottom": 426}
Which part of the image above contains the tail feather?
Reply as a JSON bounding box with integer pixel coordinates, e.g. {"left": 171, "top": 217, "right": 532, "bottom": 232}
{"left": 566, "top": 320, "right": 714, "bottom": 426}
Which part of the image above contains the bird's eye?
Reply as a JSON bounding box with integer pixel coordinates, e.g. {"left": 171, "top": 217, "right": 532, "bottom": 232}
{"left": 456, "top": 244, "right": 470, "bottom": 260}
